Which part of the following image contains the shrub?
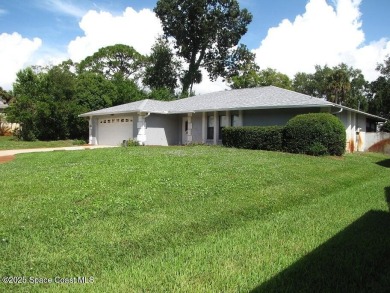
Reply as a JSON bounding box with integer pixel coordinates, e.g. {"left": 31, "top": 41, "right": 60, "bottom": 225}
{"left": 283, "top": 113, "right": 346, "bottom": 156}
{"left": 222, "top": 126, "right": 284, "bottom": 151}
{"left": 122, "top": 139, "right": 140, "bottom": 147}
{"left": 381, "top": 120, "right": 390, "bottom": 132}
{"left": 72, "top": 139, "right": 86, "bottom": 145}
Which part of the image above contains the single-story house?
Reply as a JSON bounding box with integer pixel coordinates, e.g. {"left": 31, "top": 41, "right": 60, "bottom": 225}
{"left": 0, "top": 100, "right": 7, "bottom": 113}
{"left": 79, "top": 86, "right": 387, "bottom": 152}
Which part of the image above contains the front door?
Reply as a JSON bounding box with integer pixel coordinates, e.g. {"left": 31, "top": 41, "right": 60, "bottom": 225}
{"left": 182, "top": 117, "right": 189, "bottom": 144}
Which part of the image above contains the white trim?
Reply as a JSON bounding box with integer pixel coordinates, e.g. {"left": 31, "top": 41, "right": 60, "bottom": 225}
{"left": 213, "top": 111, "right": 218, "bottom": 145}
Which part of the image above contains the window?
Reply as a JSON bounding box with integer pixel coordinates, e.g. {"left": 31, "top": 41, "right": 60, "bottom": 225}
{"left": 207, "top": 115, "right": 214, "bottom": 139}
{"left": 219, "top": 115, "right": 228, "bottom": 139}
{"left": 231, "top": 114, "right": 240, "bottom": 126}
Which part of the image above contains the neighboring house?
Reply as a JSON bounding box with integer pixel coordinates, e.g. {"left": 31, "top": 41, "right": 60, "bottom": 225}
{"left": 79, "top": 86, "right": 387, "bottom": 152}
{"left": 0, "top": 100, "right": 19, "bottom": 133}
{"left": 0, "top": 100, "right": 7, "bottom": 113}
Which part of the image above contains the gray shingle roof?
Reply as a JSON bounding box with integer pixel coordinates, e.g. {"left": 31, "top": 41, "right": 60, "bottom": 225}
{"left": 168, "top": 86, "right": 332, "bottom": 113}
{"left": 79, "top": 86, "right": 333, "bottom": 117}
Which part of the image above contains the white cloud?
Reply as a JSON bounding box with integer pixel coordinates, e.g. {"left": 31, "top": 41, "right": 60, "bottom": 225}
{"left": 68, "top": 7, "right": 163, "bottom": 62}
{"left": 253, "top": 0, "right": 390, "bottom": 81}
{"left": 192, "top": 69, "right": 230, "bottom": 95}
{"left": 0, "top": 32, "right": 42, "bottom": 90}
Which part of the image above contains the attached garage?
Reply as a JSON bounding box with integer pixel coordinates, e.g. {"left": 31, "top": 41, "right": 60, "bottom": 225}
{"left": 97, "top": 116, "right": 133, "bottom": 146}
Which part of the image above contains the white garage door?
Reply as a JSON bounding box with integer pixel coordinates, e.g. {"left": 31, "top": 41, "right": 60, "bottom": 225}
{"left": 97, "top": 116, "right": 133, "bottom": 146}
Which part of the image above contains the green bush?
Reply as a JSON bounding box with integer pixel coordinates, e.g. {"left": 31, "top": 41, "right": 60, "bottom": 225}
{"left": 283, "top": 113, "right": 346, "bottom": 156}
{"left": 381, "top": 120, "right": 390, "bottom": 132}
{"left": 222, "top": 126, "right": 284, "bottom": 151}
{"left": 122, "top": 139, "right": 140, "bottom": 147}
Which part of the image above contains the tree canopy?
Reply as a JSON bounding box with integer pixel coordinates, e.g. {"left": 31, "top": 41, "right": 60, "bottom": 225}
{"left": 154, "top": 0, "right": 252, "bottom": 96}
{"left": 78, "top": 44, "right": 145, "bottom": 80}
{"left": 143, "top": 37, "right": 181, "bottom": 97}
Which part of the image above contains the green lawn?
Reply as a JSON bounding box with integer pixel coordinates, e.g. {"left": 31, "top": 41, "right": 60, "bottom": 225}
{"left": 1, "top": 146, "right": 389, "bottom": 292}
{"left": 0, "top": 136, "right": 84, "bottom": 150}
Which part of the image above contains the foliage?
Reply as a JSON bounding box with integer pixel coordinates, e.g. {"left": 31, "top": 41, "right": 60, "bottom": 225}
{"left": 381, "top": 120, "right": 390, "bottom": 132}
{"left": 154, "top": 0, "right": 252, "bottom": 95}
{"left": 121, "top": 138, "right": 140, "bottom": 147}
{"left": 230, "top": 66, "right": 292, "bottom": 90}
{"left": 0, "top": 147, "right": 389, "bottom": 291}
{"left": 78, "top": 44, "right": 146, "bottom": 80}
{"left": 368, "top": 56, "right": 390, "bottom": 119}
{"left": 283, "top": 113, "right": 346, "bottom": 156}
{"left": 222, "top": 126, "right": 283, "bottom": 151}
{"left": 6, "top": 65, "right": 89, "bottom": 141}
{"left": 143, "top": 37, "right": 181, "bottom": 94}
{"left": 148, "top": 87, "right": 177, "bottom": 101}
{"left": 0, "top": 86, "right": 14, "bottom": 104}
{"left": 111, "top": 75, "right": 147, "bottom": 105}
{"left": 293, "top": 63, "right": 368, "bottom": 111}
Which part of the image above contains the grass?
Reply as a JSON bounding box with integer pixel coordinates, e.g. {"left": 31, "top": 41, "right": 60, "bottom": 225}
{"left": 0, "top": 146, "right": 389, "bottom": 292}
{"left": 0, "top": 136, "right": 85, "bottom": 150}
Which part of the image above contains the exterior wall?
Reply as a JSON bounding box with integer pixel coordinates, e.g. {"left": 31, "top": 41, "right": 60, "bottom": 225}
{"left": 363, "top": 132, "right": 390, "bottom": 151}
{"left": 335, "top": 111, "right": 368, "bottom": 152}
{"left": 243, "top": 107, "right": 322, "bottom": 126}
{"left": 191, "top": 113, "right": 203, "bottom": 143}
{"left": 144, "top": 114, "right": 180, "bottom": 146}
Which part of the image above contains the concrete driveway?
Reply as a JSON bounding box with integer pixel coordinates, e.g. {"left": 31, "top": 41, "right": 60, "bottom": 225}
{"left": 0, "top": 145, "right": 117, "bottom": 157}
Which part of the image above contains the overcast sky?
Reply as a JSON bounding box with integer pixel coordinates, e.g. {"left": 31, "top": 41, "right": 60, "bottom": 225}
{"left": 1, "top": 0, "right": 390, "bottom": 94}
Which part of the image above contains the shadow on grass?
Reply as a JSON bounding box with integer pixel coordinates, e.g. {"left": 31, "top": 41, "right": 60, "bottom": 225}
{"left": 376, "top": 159, "right": 390, "bottom": 168}
{"left": 386, "top": 187, "right": 390, "bottom": 212}
{"left": 251, "top": 210, "right": 390, "bottom": 293}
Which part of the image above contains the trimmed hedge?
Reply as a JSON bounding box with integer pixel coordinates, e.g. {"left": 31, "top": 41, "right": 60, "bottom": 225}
{"left": 222, "top": 126, "right": 284, "bottom": 151}
{"left": 283, "top": 113, "right": 346, "bottom": 156}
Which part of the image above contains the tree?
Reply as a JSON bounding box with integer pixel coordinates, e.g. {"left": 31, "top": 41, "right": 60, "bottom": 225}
{"left": 225, "top": 44, "right": 260, "bottom": 89}
{"left": 368, "top": 56, "right": 390, "bottom": 119}
{"left": 78, "top": 44, "right": 145, "bottom": 80}
{"left": 143, "top": 37, "right": 181, "bottom": 97}
{"left": 230, "top": 67, "right": 292, "bottom": 90}
{"left": 292, "top": 72, "right": 316, "bottom": 96}
{"left": 0, "top": 87, "right": 14, "bottom": 104}
{"left": 154, "top": 0, "right": 252, "bottom": 96}
{"left": 293, "top": 64, "right": 368, "bottom": 111}
{"left": 326, "top": 67, "right": 351, "bottom": 104}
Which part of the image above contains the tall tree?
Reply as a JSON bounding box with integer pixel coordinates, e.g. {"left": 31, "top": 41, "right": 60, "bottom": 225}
{"left": 154, "top": 0, "right": 252, "bottom": 96}
{"left": 293, "top": 64, "right": 368, "bottom": 111}
{"left": 368, "top": 56, "right": 390, "bottom": 118}
{"left": 78, "top": 44, "right": 145, "bottom": 80}
{"left": 326, "top": 67, "right": 351, "bottom": 104}
{"left": 143, "top": 37, "right": 181, "bottom": 96}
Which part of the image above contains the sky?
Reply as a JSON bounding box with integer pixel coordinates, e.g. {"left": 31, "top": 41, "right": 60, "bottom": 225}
{"left": 1, "top": 0, "right": 390, "bottom": 94}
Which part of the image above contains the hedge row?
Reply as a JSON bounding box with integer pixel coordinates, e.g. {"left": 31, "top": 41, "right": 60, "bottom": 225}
{"left": 222, "top": 113, "right": 346, "bottom": 156}
{"left": 223, "top": 126, "right": 284, "bottom": 151}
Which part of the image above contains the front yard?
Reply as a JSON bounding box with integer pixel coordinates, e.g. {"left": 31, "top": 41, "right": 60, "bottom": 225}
{"left": 0, "top": 146, "right": 389, "bottom": 292}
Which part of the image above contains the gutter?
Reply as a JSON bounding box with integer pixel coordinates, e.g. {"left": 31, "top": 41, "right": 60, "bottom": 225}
{"left": 331, "top": 107, "right": 343, "bottom": 115}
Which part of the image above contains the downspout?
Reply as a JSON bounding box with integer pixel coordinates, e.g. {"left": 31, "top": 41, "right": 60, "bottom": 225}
{"left": 331, "top": 107, "right": 343, "bottom": 115}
